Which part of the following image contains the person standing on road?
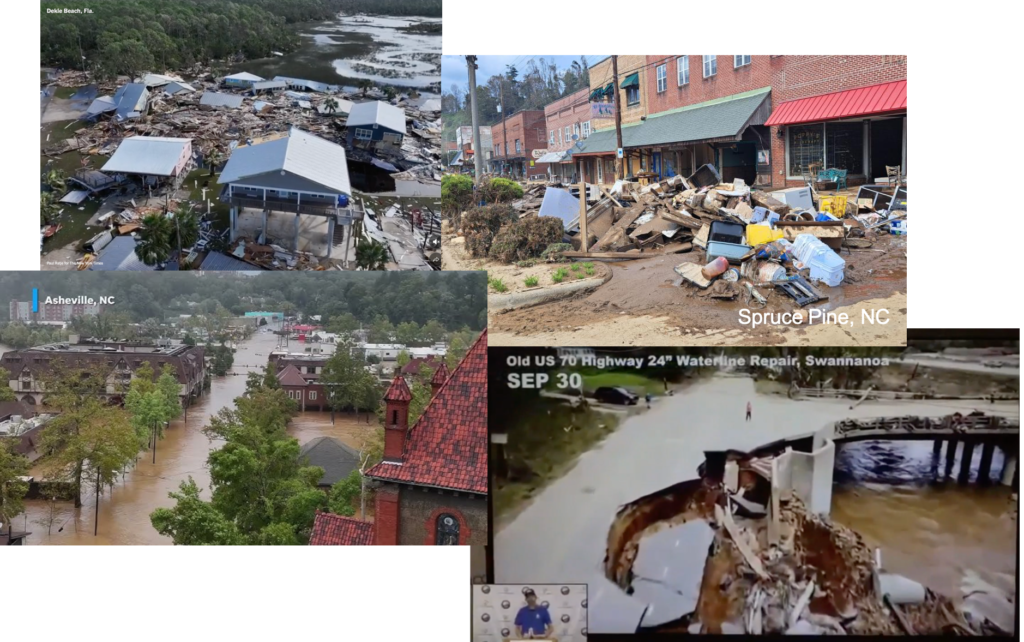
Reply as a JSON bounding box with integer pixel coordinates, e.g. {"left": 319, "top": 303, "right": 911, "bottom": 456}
{"left": 645, "top": 392, "right": 652, "bottom": 409}
{"left": 746, "top": 401, "right": 752, "bottom": 422}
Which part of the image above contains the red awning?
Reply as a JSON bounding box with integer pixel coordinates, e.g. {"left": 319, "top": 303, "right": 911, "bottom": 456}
{"left": 765, "top": 80, "right": 906, "bottom": 127}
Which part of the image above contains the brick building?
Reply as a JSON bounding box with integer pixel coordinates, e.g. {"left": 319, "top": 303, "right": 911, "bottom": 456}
{"left": 276, "top": 360, "right": 328, "bottom": 411}
{"left": 765, "top": 55, "right": 907, "bottom": 187}
{"left": 309, "top": 330, "right": 488, "bottom": 582}
{"left": 534, "top": 88, "right": 591, "bottom": 183}
{"left": 573, "top": 55, "right": 907, "bottom": 189}
{"left": 1, "top": 341, "right": 205, "bottom": 407}
{"left": 452, "top": 125, "right": 493, "bottom": 174}
{"left": 490, "top": 110, "right": 546, "bottom": 180}
{"left": 575, "top": 55, "right": 650, "bottom": 184}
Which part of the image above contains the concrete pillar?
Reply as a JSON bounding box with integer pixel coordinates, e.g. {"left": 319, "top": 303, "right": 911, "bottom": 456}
{"left": 1001, "top": 454, "right": 1017, "bottom": 487}
{"left": 262, "top": 209, "right": 268, "bottom": 238}
{"left": 944, "top": 439, "right": 959, "bottom": 480}
{"left": 327, "top": 216, "right": 335, "bottom": 258}
{"left": 977, "top": 442, "right": 996, "bottom": 485}
{"left": 958, "top": 440, "right": 976, "bottom": 485}
{"left": 294, "top": 213, "right": 301, "bottom": 251}
{"left": 229, "top": 207, "right": 237, "bottom": 242}
{"left": 932, "top": 440, "right": 942, "bottom": 456}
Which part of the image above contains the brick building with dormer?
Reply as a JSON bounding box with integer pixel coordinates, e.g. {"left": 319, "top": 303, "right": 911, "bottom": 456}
{"left": 309, "top": 330, "right": 488, "bottom": 582}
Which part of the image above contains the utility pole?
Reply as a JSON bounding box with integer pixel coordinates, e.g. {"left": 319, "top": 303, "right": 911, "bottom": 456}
{"left": 94, "top": 468, "right": 100, "bottom": 536}
{"left": 499, "top": 82, "right": 508, "bottom": 178}
{"left": 466, "top": 56, "right": 484, "bottom": 185}
{"left": 612, "top": 56, "right": 624, "bottom": 181}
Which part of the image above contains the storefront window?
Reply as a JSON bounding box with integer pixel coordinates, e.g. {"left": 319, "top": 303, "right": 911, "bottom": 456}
{"left": 825, "top": 122, "right": 863, "bottom": 175}
{"left": 788, "top": 124, "right": 823, "bottom": 177}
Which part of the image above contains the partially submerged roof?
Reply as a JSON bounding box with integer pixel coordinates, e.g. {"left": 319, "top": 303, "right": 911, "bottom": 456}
{"left": 101, "top": 137, "right": 191, "bottom": 176}
{"left": 200, "top": 92, "right": 244, "bottom": 109}
{"left": 273, "top": 76, "right": 338, "bottom": 93}
{"left": 164, "top": 81, "right": 196, "bottom": 95}
{"left": 59, "top": 190, "right": 89, "bottom": 205}
{"left": 276, "top": 364, "right": 308, "bottom": 387}
{"left": 309, "top": 512, "right": 374, "bottom": 545}
{"left": 299, "top": 436, "right": 361, "bottom": 487}
{"left": 365, "top": 329, "right": 487, "bottom": 493}
{"left": 89, "top": 235, "right": 156, "bottom": 271}
{"left": 224, "top": 72, "right": 264, "bottom": 82}
{"left": 346, "top": 100, "right": 406, "bottom": 135}
{"left": 217, "top": 128, "right": 351, "bottom": 195}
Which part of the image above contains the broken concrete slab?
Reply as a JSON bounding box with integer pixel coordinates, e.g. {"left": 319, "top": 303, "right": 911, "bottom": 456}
{"left": 631, "top": 519, "right": 716, "bottom": 627}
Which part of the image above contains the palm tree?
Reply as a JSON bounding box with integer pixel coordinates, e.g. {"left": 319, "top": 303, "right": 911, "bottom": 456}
{"left": 135, "top": 213, "right": 174, "bottom": 266}
{"left": 173, "top": 206, "right": 200, "bottom": 249}
{"left": 355, "top": 238, "right": 388, "bottom": 271}
{"left": 206, "top": 149, "right": 222, "bottom": 177}
{"left": 323, "top": 97, "right": 339, "bottom": 115}
{"left": 44, "top": 168, "right": 67, "bottom": 193}
{"left": 40, "top": 192, "right": 61, "bottom": 226}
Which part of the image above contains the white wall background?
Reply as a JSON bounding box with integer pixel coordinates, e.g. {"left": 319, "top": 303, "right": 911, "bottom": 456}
{"left": 473, "top": 584, "right": 588, "bottom": 641}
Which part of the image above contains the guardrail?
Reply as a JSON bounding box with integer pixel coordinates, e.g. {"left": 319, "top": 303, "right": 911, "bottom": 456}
{"left": 792, "top": 387, "right": 1019, "bottom": 402}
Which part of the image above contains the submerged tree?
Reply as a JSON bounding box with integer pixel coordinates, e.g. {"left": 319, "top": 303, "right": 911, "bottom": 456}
{"left": 0, "top": 440, "right": 29, "bottom": 535}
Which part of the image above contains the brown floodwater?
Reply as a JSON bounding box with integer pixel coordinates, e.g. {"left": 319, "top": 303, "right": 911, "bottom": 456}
{"left": 831, "top": 439, "right": 1018, "bottom": 600}
{"left": 10, "top": 330, "right": 375, "bottom": 545}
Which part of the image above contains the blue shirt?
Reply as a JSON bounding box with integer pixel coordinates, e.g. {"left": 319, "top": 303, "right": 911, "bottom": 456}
{"left": 514, "top": 605, "right": 551, "bottom": 636}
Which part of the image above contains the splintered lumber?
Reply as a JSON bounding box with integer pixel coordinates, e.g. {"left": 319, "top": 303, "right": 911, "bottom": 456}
{"left": 600, "top": 186, "right": 624, "bottom": 207}
{"left": 594, "top": 206, "right": 645, "bottom": 250}
{"left": 715, "top": 503, "right": 769, "bottom": 580}
{"left": 660, "top": 209, "right": 704, "bottom": 230}
{"left": 694, "top": 223, "right": 710, "bottom": 249}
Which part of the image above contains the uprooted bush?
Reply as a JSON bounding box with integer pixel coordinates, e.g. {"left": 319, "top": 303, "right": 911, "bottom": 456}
{"left": 487, "top": 216, "right": 565, "bottom": 263}
{"left": 541, "top": 243, "right": 573, "bottom": 261}
{"left": 462, "top": 205, "right": 517, "bottom": 257}
{"left": 479, "top": 177, "right": 524, "bottom": 204}
{"left": 441, "top": 174, "right": 475, "bottom": 224}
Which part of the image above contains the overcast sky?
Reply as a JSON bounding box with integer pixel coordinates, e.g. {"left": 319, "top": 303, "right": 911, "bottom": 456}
{"left": 441, "top": 55, "right": 609, "bottom": 93}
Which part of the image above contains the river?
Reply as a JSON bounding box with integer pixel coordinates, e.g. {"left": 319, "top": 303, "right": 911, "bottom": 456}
{"left": 7, "top": 328, "right": 375, "bottom": 545}
{"left": 232, "top": 13, "right": 440, "bottom": 98}
{"left": 832, "top": 440, "right": 1017, "bottom": 601}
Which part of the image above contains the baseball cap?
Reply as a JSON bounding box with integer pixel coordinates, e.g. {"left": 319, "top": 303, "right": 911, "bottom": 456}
{"left": 524, "top": 589, "right": 536, "bottom": 598}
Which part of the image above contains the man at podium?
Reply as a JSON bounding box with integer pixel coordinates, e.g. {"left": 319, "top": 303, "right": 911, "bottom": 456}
{"left": 513, "top": 589, "right": 555, "bottom": 640}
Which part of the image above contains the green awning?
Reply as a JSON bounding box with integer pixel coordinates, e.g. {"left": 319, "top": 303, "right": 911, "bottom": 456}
{"left": 604, "top": 83, "right": 614, "bottom": 96}
{"left": 589, "top": 88, "right": 604, "bottom": 100}
{"left": 620, "top": 73, "right": 639, "bottom": 89}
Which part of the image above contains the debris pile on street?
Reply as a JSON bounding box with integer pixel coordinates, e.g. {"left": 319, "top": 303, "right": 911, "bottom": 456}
{"left": 506, "top": 165, "right": 907, "bottom": 307}
{"left": 604, "top": 450, "right": 1006, "bottom": 636}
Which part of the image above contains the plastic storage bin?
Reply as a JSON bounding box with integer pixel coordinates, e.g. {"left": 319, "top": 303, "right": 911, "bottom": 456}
{"left": 746, "top": 225, "right": 784, "bottom": 246}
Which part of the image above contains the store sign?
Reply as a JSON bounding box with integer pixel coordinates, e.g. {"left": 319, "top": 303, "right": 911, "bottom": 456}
{"left": 531, "top": 149, "right": 547, "bottom": 159}
{"left": 591, "top": 102, "right": 614, "bottom": 118}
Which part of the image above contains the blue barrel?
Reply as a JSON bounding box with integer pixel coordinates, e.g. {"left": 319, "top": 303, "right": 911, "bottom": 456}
{"left": 338, "top": 194, "right": 350, "bottom": 208}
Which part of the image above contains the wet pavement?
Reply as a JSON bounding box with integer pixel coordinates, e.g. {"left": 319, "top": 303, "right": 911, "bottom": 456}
{"left": 494, "top": 376, "right": 1017, "bottom": 613}
{"left": 13, "top": 328, "right": 373, "bottom": 545}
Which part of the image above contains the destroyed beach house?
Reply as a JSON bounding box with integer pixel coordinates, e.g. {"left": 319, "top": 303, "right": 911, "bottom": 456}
{"left": 345, "top": 100, "right": 406, "bottom": 151}
{"left": 86, "top": 82, "right": 150, "bottom": 121}
{"left": 100, "top": 136, "right": 193, "bottom": 190}
{"left": 217, "top": 127, "right": 357, "bottom": 259}
{"left": 222, "top": 71, "right": 263, "bottom": 89}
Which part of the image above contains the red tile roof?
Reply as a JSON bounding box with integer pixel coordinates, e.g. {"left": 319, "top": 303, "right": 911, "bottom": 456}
{"left": 276, "top": 364, "right": 308, "bottom": 387}
{"left": 383, "top": 374, "right": 412, "bottom": 402}
{"left": 366, "top": 330, "right": 487, "bottom": 494}
{"left": 430, "top": 362, "right": 450, "bottom": 385}
{"left": 309, "top": 512, "right": 375, "bottom": 545}
{"left": 764, "top": 80, "right": 907, "bottom": 127}
{"left": 400, "top": 355, "right": 438, "bottom": 376}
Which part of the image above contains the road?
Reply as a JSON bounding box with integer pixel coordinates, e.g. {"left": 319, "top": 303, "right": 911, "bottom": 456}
{"left": 494, "top": 375, "right": 1019, "bottom": 628}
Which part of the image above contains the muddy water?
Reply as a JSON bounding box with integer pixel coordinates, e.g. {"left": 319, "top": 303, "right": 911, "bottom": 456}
{"left": 832, "top": 440, "right": 1017, "bottom": 600}
{"left": 14, "top": 329, "right": 373, "bottom": 545}
{"left": 233, "top": 13, "right": 440, "bottom": 95}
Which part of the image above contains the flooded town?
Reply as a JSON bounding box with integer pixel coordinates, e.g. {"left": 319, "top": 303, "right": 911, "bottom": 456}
{"left": 40, "top": 0, "right": 442, "bottom": 273}
{"left": 488, "top": 345, "right": 1017, "bottom": 636}
{"left": 0, "top": 270, "right": 488, "bottom": 547}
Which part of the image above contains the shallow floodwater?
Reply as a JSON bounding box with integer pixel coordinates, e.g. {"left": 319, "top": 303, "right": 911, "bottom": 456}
{"left": 832, "top": 439, "right": 1017, "bottom": 600}
{"left": 11, "top": 329, "right": 374, "bottom": 545}
{"left": 233, "top": 13, "right": 440, "bottom": 95}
